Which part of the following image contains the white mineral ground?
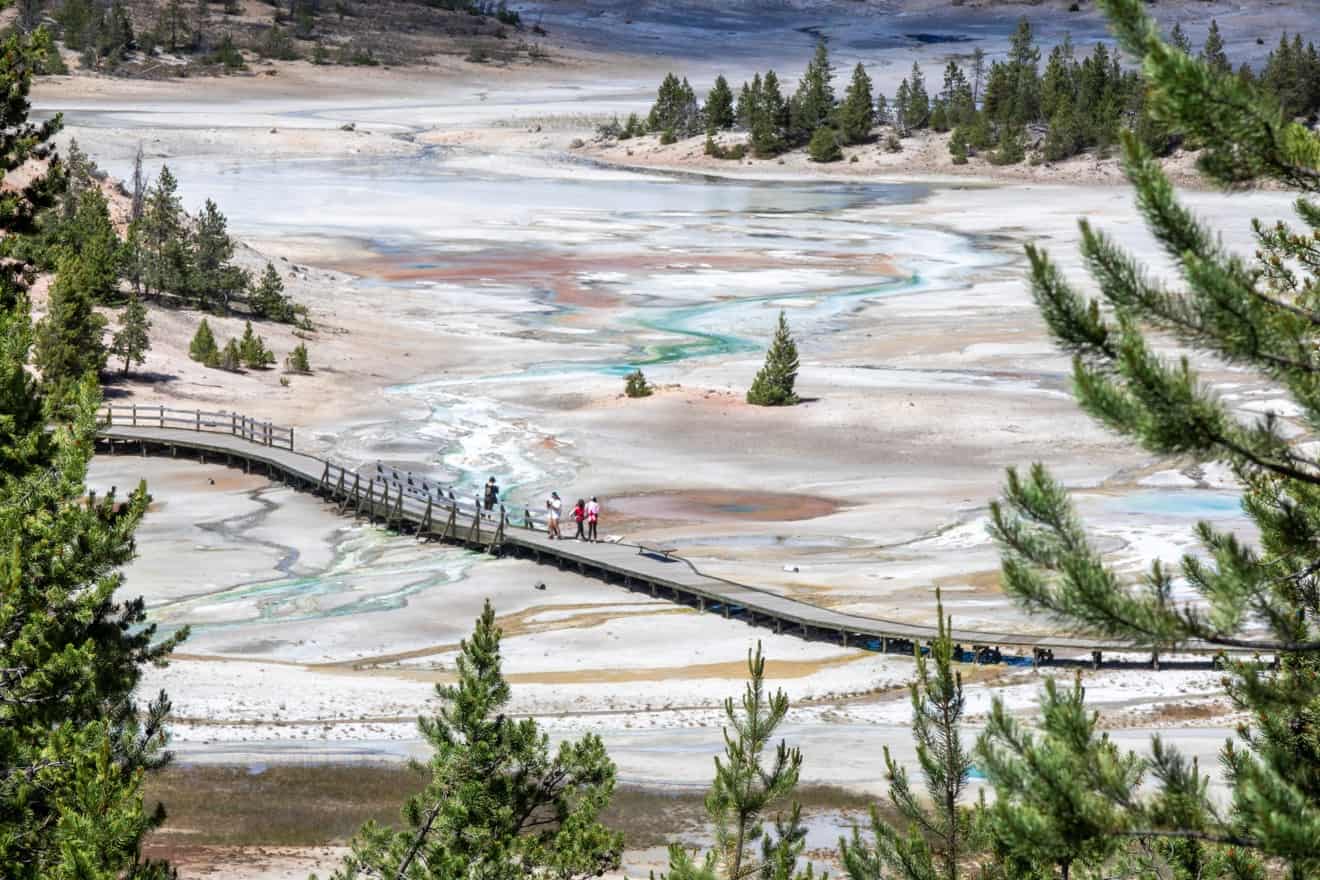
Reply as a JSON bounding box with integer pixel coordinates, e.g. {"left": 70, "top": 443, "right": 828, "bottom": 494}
{"left": 33, "top": 0, "right": 1320, "bottom": 876}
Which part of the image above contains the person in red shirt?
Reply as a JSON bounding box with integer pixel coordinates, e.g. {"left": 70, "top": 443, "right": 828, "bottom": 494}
{"left": 571, "top": 498, "right": 587, "bottom": 541}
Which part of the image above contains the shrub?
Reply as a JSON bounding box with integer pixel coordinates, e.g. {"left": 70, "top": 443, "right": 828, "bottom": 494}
{"left": 884, "top": 132, "right": 903, "bottom": 152}
{"left": 209, "top": 35, "right": 246, "bottom": 70}
{"left": 659, "top": 127, "right": 677, "bottom": 145}
{"left": 286, "top": 342, "right": 311, "bottom": 374}
{"left": 259, "top": 26, "right": 299, "bottom": 61}
{"left": 218, "top": 338, "right": 242, "bottom": 372}
{"left": 624, "top": 369, "right": 652, "bottom": 398}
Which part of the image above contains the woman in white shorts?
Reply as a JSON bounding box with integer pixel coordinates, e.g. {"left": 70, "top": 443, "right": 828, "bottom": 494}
{"left": 546, "top": 491, "right": 562, "bottom": 539}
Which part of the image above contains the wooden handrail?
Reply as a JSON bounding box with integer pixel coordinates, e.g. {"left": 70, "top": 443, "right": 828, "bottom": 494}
{"left": 99, "top": 404, "right": 295, "bottom": 451}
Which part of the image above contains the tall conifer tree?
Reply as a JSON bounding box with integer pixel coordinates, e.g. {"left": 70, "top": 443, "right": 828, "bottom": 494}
{"left": 662, "top": 644, "right": 810, "bottom": 880}
{"left": 986, "top": 0, "right": 1320, "bottom": 876}
{"left": 0, "top": 27, "right": 185, "bottom": 878}
{"left": 706, "top": 74, "right": 736, "bottom": 131}
{"left": 841, "top": 597, "right": 975, "bottom": 880}
{"left": 839, "top": 62, "right": 875, "bottom": 144}
{"left": 333, "top": 601, "right": 622, "bottom": 880}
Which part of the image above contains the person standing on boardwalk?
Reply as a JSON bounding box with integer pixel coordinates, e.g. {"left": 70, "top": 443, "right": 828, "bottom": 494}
{"left": 546, "top": 491, "right": 562, "bottom": 539}
{"left": 571, "top": 498, "right": 587, "bottom": 541}
{"left": 586, "top": 496, "right": 600, "bottom": 542}
{"left": 484, "top": 477, "right": 499, "bottom": 511}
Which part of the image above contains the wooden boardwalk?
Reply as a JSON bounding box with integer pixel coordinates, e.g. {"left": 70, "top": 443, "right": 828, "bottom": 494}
{"left": 96, "top": 404, "right": 1242, "bottom": 668}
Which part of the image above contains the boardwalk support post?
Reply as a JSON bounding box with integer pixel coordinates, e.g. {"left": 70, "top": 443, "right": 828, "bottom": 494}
{"left": 487, "top": 506, "right": 505, "bottom": 554}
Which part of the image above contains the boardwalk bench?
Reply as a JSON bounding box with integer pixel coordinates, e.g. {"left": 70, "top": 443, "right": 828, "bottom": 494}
{"left": 637, "top": 543, "right": 678, "bottom": 561}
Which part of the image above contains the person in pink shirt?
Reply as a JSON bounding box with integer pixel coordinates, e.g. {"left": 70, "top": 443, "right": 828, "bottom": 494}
{"left": 586, "top": 496, "right": 600, "bottom": 542}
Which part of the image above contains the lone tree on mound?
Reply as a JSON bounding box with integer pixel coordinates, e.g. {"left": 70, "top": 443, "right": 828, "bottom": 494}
{"left": 624, "top": 368, "right": 652, "bottom": 398}
{"left": 331, "top": 600, "right": 622, "bottom": 880}
{"left": 983, "top": 0, "right": 1320, "bottom": 876}
{"left": 747, "top": 310, "right": 800, "bottom": 406}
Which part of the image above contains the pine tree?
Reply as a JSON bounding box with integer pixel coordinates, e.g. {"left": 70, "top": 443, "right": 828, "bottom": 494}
{"left": 332, "top": 601, "right": 622, "bottom": 879}
{"left": 34, "top": 254, "right": 109, "bottom": 395}
{"left": 60, "top": 137, "right": 94, "bottom": 222}
{"left": 807, "top": 126, "right": 842, "bottom": 162}
{"left": 977, "top": 676, "right": 1140, "bottom": 879}
{"left": 238, "top": 320, "right": 273, "bottom": 369}
{"left": 1040, "top": 39, "right": 1076, "bottom": 122}
{"left": 791, "top": 39, "right": 834, "bottom": 141}
{"left": 650, "top": 73, "right": 700, "bottom": 138}
{"left": 286, "top": 341, "right": 311, "bottom": 373}
{"left": 188, "top": 317, "right": 218, "bottom": 363}
{"left": 987, "top": 0, "right": 1320, "bottom": 874}
{"left": 905, "top": 62, "right": 930, "bottom": 129}
{"left": 142, "top": 164, "right": 187, "bottom": 298}
{"left": 249, "top": 261, "right": 297, "bottom": 322}
{"left": 841, "top": 597, "right": 975, "bottom": 880}
{"left": 1201, "top": 19, "right": 1229, "bottom": 75}
{"left": 941, "top": 61, "right": 975, "bottom": 126}
{"left": 875, "top": 92, "right": 890, "bottom": 126}
{"left": 839, "top": 62, "right": 875, "bottom": 144}
{"left": 736, "top": 79, "right": 755, "bottom": 129}
{"left": 895, "top": 80, "right": 911, "bottom": 134}
{"left": 971, "top": 47, "right": 987, "bottom": 106}
{"left": 661, "top": 643, "right": 807, "bottom": 880}
{"left": 981, "top": 18, "right": 1043, "bottom": 129}
{"left": 989, "top": 123, "right": 1025, "bottom": 165}
{"left": 949, "top": 126, "right": 970, "bottom": 165}
{"left": 1043, "top": 94, "right": 1082, "bottom": 161}
{"left": 48, "top": 187, "right": 121, "bottom": 303}
{"left": 746, "top": 310, "right": 800, "bottom": 406}
{"left": 751, "top": 70, "right": 787, "bottom": 157}
{"left": 192, "top": 198, "right": 246, "bottom": 312}
{"left": 929, "top": 100, "right": 950, "bottom": 133}
{"left": 1169, "top": 22, "right": 1191, "bottom": 55}
{"left": 705, "top": 74, "right": 735, "bottom": 131}
{"left": 130, "top": 142, "right": 146, "bottom": 222}
{"left": 0, "top": 28, "right": 185, "bottom": 878}
{"left": 111, "top": 294, "right": 151, "bottom": 375}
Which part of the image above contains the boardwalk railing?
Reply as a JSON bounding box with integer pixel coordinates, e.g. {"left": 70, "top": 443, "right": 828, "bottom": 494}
{"left": 101, "top": 404, "right": 294, "bottom": 451}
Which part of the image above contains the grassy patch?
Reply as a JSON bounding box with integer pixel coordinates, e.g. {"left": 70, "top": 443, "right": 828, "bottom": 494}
{"left": 143, "top": 764, "right": 882, "bottom": 852}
